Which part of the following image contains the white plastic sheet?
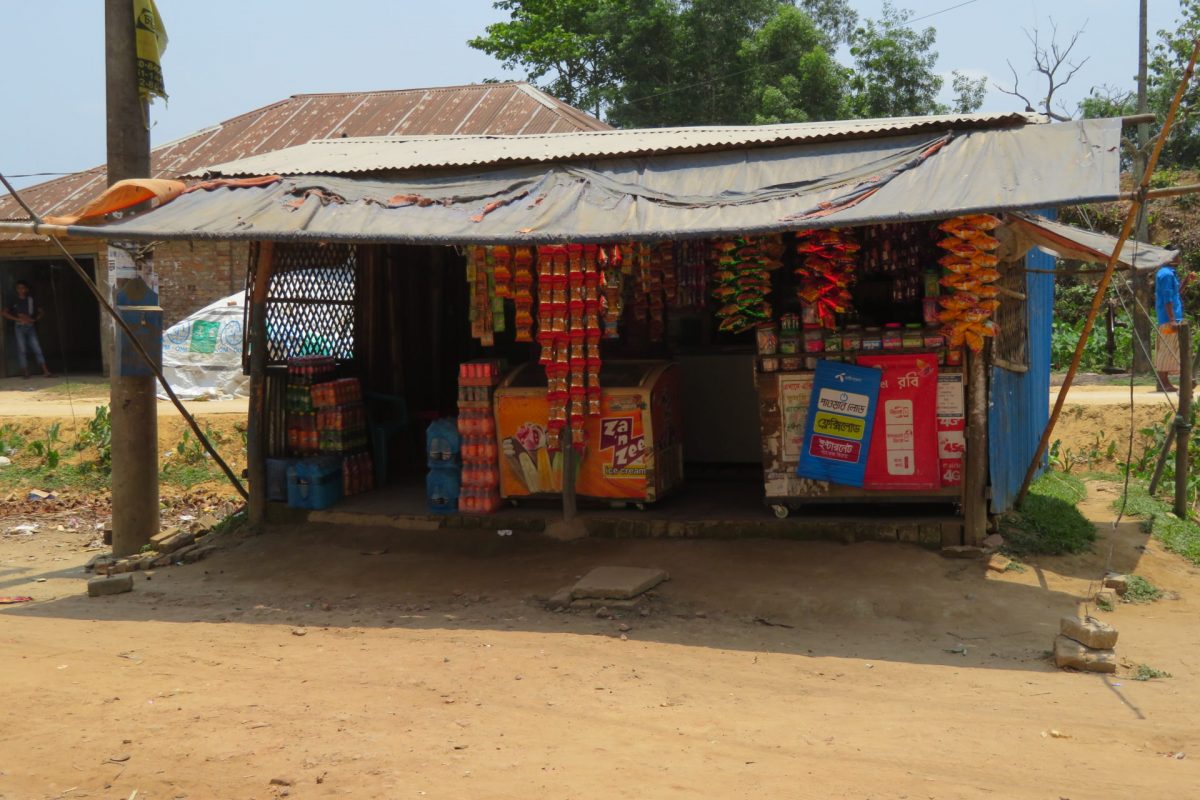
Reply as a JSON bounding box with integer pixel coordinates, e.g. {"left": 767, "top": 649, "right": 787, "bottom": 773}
{"left": 157, "top": 292, "right": 248, "bottom": 400}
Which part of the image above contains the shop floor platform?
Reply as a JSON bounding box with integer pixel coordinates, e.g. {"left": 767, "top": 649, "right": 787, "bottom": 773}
{"left": 275, "top": 478, "right": 966, "bottom": 546}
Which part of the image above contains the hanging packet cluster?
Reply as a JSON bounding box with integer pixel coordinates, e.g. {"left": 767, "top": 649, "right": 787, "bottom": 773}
{"left": 711, "top": 235, "right": 782, "bottom": 334}
{"left": 794, "top": 229, "right": 858, "bottom": 328}
{"left": 536, "top": 245, "right": 603, "bottom": 452}
{"left": 936, "top": 214, "right": 1003, "bottom": 353}
{"left": 467, "top": 246, "right": 508, "bottom": 346}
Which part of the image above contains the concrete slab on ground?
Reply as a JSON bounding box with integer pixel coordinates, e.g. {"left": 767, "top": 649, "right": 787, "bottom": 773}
{"left": 571, "top": 566, "right": 669, "bottom": 600}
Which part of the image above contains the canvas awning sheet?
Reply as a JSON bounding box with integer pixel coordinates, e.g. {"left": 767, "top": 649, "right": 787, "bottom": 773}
{"left": 1002, "top": 211, "right": 1179, "bottom": 270}
{"left": 41, "top": 118, "right": 1122, "bottom": 245}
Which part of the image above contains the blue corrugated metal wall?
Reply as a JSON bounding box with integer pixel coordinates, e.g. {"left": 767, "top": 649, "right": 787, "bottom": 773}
{"left": 989, "top": 210, "right": 1055, "bottom": 513}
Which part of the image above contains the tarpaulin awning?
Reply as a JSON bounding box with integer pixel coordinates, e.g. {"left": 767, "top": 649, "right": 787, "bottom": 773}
{"left": 5, "top": 118, "right": 1122, "bottom": 245}
{"left": 1001, "top": 211, "right": 1179, "bottom": 270}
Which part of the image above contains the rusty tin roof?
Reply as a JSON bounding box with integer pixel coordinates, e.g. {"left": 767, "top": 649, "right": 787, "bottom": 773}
{"left": 1, "top": 82, "right": 609, "bottom": 239}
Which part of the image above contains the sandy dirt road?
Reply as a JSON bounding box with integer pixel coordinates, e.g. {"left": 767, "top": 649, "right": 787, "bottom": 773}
{"left": 2, "top": 481, "right": 1199, "bottom": 799}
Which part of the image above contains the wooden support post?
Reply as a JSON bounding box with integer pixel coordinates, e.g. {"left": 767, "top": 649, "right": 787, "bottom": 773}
{"left": 1148, "top": 423, "right": 1177, "bottom": 496}
{"left": 247, "top": 242, "right": 275, "bottom": 529}
{"left": 963, "top": 347, "right": 989, "bottom": 546}
{"left": 561, "top": 426, "right": 577, "bottom": 522}
{"left": 1176, "top": 322, "right": 1192, "bottom": 519}
{"left": 106, "top": 0, "right": 158, "bottom": 557}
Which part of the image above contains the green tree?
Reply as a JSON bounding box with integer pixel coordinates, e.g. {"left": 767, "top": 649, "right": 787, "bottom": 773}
{"left": 950, "top": 71, "right": 988, "bottom": 114}
{"left": 1146, "top": 1, "right": 1200, "bottom": 168}
{"left": 467, "top": 0, "right": 620, "bottom": 117}
{"left": 846, "top": 2, "right": 944, "bottom": 118}
{"left": 470, "top": 0, "right": 962, "bottom": 126}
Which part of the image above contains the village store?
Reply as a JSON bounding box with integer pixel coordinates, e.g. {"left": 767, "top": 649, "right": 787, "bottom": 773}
{"left": 8, "top": 112, "right": 1175, "bottom": 545}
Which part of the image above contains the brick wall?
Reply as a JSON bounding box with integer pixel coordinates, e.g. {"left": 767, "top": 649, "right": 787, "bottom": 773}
{"left": 154, "top": 240, "right": 250, "bottom": 325}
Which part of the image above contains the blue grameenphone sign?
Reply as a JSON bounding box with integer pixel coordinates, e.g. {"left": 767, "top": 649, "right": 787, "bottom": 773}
{"left": 796, "top": 360, "right": 882, "bottom": 488}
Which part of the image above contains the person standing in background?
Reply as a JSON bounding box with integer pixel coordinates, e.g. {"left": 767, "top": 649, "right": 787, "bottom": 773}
{"left": 2, "top": 280, "right": 53, "bottom": 379}
{"left": 1155, "top": 262, "right": 1191, "bottom": 393}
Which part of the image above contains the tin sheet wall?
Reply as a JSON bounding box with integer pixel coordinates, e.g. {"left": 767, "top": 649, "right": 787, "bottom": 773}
{"left": 989, "top": 211, "right": 1055, "bottom": 513}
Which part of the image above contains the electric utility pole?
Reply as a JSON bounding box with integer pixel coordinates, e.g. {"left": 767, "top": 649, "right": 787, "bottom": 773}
{"left": 1132, "top": 0, "right": 1153, "bottom": 376}
{"left": 106, "top": 0, "right": 160, "bottom": 556}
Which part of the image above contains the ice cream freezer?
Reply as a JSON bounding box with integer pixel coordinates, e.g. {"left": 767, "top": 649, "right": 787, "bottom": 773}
{"left": 494, "top": 360, "right": 683, "bottom": 505}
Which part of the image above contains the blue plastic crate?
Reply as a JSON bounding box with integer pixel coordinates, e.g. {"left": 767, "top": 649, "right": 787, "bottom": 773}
{"left": 266, "top": 458, "right": 294, "bottom": 503}
{"left": 426, "top": 467, "right": 460, "bottom": 514}
{"left": 287, "top": 457, "right": 344, "bottom": 510}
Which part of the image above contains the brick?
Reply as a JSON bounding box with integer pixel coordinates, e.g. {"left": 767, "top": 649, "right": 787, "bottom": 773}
{"left": 151, "top": 528, "right": 196, "bottom": 554}
{"left": 1053, "top": 635, "right": 1117, "bottom": 673}
{"left": 986, "top": 553, "right": 1013, "bottom": 573}
{"left": 88, "top": 574, "right": 134, "bottom": 597}
{"left": 1060, "top": 616, "right": 1118, "bottom": 649}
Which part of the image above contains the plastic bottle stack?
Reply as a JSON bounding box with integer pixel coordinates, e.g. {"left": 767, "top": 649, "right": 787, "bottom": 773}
{"left": 457, "top": 360, "right": 502, "bottom": 514}
{"left": 311, "top": 376, "right": 373, "bottom": 497}
{"left": 426, "top": 417, "right": 462, "bottom": 513}
{"left": 285, "top": 356, "right": 336, "bottom": 456}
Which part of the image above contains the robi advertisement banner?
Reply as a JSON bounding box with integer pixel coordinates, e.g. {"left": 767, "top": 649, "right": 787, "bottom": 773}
{"left": 796, "top": 360, "right": 882, "bottom": 488}
{"left": 856, "top": 354, "right": 940, "bottom": 491}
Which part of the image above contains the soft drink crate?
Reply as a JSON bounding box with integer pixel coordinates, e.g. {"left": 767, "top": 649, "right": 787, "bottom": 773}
{"left": 343, "top": 452, "right": 375, "bottom": 497}
{"left": 287, "top": 456, "right": 343, "bottom": 510}
{"left": 460, "top": 485, "right": 502, "bottom": 514}
{"left": 286, "top": 383, "right": 315, "bottom": 413}
{"left": 316, "top": 402, "right": 366, "bottom": 433}
{"left": 286, "top": 412, "right": 319, "bottom": 455}
{"left": 287, "top": 356, "right": 336, "bottom": 386}
{"left": 319, "top": 428, "right": 369, "bottom": 453}
{"left": 458, "top": 360, "right": 503, "bottom": 387}
{"left": 312, "top": 378, "right": 362, "bottom": 408}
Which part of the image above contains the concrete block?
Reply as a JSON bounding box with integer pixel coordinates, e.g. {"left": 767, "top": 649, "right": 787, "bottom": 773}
{"left": 1103, "top": 574, "right": 1130, "bottom": 596}
{"left": 897, "top": 524, "right": 920, "bottom": 544}
{"left": 1060, "top": 616, "right": 1119, "bottom": 650}
{"left": 571, "top": 566, "right": 669, "bottom": 600}
{"left": 1053, "top": 635, "right": 1117, "bottom": 673}
{"left": 547, "top": 585, "right": 574, "bottom": 609}
{"left": 88, "top": 574, "right": 133, "bottom": 597}
{"left": 1094, "top": 589, "right": 1118, "bottom": 607}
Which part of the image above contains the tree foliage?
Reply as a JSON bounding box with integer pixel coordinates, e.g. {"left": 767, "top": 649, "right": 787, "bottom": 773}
{"left": 469, "top": 0, "right": 976, "bottom": 127}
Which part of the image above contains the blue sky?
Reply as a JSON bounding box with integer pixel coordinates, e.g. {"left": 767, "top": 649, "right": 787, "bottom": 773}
{"left": 0, "top": 0, "right": 1184, "bottom": 191}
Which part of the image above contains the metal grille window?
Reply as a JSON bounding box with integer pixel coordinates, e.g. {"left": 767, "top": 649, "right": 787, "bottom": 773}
{"left": 992, "top": 259, "right": 1028, "bottom": 373}
{"left": 245, "top": 242, "right": 357, "bottom": 367}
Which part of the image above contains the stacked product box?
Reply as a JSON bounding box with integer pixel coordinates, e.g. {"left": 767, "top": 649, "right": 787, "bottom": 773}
{"left": 285, "top": 356, "right": 335, "bottom": 456}
{"left": 457, "top": 360, "right": 502, "bottom": 513}
{"left": 310, "top": 376, "right": 374, "bottom": 497}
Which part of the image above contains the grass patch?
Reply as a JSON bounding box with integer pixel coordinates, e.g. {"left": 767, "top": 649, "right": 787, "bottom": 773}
{"left": 1123, "top": 575, "right": 1163, "bottom": 603}
{"left": 0, "top": 463, "right": 112, "bottom": 494}
{"left": 1001, "top": 472, "right": 1096, "bottom": 556}
{"left": 1115, "top": 485, "right": 1200, "bottom": 566}
{"left": 1133, "top": 664, "right": 1172, "bottom": 681}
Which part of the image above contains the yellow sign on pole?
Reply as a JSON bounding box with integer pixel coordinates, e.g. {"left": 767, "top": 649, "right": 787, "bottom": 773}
{"left": 134, "top": 0, "right": 168, "bottom": 103}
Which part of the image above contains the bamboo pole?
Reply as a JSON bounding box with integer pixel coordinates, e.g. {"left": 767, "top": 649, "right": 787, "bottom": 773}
{"left": 1016, "top": 37, "right": 1200, "bottom": 508}
{"left": 1176, "top": 322, "right": 1193, "bottom": 518}
{"left": 247, "top": 241, "right": 276, "bottom": 528}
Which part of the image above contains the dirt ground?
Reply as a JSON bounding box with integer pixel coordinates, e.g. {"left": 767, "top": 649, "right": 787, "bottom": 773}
{"left": 2, "top": 480, "right": 1200, "bottom": 799}
{"left": 3, "top": 380, "right": 1200, "bottom": 797}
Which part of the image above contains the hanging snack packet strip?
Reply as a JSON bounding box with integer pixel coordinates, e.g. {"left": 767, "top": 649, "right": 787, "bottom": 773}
{"left": 935, "top": 214, "right": 1003, "bottom": 353}
{"left": 794, "top": 228, "right": 857, "bottom": 329}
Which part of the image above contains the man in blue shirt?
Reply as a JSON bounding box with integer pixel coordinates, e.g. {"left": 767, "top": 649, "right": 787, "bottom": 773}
{"left": 1155, "top": 263, "right": 1190, "bottom": 392}
{"left": 2, "top": 281, "right": 53, "bottom": 379}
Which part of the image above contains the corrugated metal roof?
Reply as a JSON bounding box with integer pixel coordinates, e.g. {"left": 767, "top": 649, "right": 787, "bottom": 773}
{"left": 0, "top": 82, "right": 609, "bottom": 239}
{"left": 189, "top": 111, "right": 1045, "bottom": 177}
{"left": 54, "top": 119, "right": 1121, "bottom": 247}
